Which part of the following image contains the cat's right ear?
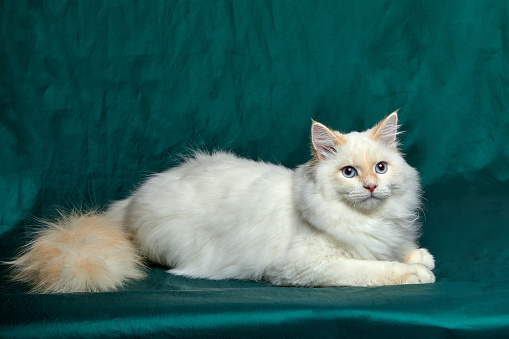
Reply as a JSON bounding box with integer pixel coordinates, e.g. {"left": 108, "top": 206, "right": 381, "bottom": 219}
{"left": 311, "top": 121, "right": 345, "bottom": 160}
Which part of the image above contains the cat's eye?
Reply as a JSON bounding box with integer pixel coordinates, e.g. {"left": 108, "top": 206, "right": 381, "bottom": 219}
{"left": 375, "top": 162, "right": 388, "bottom": 174}
{"left": 341, "top": 166, "right": 357, "bottom": 178}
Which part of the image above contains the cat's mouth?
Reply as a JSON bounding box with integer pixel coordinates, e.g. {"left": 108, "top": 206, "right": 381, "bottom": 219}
{"left": 346, "top": 190, "right": 390, "bottom": 208}
{"left": 359, "top": 192, "right": 382, "bottom": 201}
{"left": 361, "top": 195, "right": 381, "bottom": 204}
{"left": 349, "top": 193, "right": 388, "bottom": 209}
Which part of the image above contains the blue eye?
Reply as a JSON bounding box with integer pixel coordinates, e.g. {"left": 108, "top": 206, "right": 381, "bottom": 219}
{"left": 342, "top": 166, "right": 357, "bottom": 178}
{"left": 375, "top": 162, "right": 388, "bottom": 174}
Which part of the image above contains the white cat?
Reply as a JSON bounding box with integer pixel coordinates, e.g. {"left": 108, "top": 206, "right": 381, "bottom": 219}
{"left": 8, "top": 112, "right": 435, "bottom": 293}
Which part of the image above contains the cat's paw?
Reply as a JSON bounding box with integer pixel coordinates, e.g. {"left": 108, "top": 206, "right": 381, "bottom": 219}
{"left": 390, "top": 262, "right": 435, "bottom": 285}
{"left": 404, "top": 248, "right": 435, "bottom": 270}
{"left": 401, "top": 264, "right": 435, "bottom": 284}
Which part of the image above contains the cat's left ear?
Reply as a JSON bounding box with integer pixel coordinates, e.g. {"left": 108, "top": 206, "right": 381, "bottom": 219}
{"left": 370, "top": 110, "right": 400, "bottom": 146}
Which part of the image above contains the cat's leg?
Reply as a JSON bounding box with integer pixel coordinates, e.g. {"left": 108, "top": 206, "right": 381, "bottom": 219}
{"left": 403, "top": 248, "right": 435, "bottom": 270}
{"left": 266, "top": 257, "right": 435, "bottom": 287}
{"left": 330, "top": 259, "right": 435, "bottom": 286}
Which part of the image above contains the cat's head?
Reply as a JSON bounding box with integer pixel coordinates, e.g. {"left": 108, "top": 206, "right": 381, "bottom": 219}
{"left": 309, "top": 111, "right": 419, "bottom": 211}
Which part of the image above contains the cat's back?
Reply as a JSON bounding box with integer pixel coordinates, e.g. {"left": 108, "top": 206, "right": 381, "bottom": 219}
{"left": 157, "top": 151, "right": 293, "bottom": 189}
{"left": 127, "top": 151, "right": 296, "bottom": 223}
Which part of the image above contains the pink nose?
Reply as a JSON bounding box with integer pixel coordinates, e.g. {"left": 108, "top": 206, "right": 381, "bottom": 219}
{"left": 364, "top": 184, "right": 377, "bottom": 193}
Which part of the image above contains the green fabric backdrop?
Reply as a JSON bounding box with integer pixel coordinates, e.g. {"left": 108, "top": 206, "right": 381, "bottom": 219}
{"left": 1, "top": 0, "right": 509, "bottom": 337}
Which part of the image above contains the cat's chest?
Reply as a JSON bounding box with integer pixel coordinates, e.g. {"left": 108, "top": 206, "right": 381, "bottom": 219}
{"left": 333, "top": 214, "right": 406, "bottom": 260}
{"left": 343, "top": 213, "right": 393, "bottom": 232}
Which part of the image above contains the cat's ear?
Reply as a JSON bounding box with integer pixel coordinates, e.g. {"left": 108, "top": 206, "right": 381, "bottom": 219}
{"left": 370, "top": 110, "right": 400, "bottom": 146}
{"left": 311, "top": 121, "right": 345, "bottom": 160}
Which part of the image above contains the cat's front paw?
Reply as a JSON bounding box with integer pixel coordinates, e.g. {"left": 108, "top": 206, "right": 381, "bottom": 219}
{"left": 404, "top": 248, "right": 435, "bottom": 270}
{"left": 400, "top": 264, "right": 435, "bottom": 284}
{"left": 388, "top": 262, "right": 435, "bottom": 285}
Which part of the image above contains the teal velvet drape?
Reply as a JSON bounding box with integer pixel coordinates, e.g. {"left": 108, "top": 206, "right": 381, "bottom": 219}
{"left": 1, "top": 0, "right": 509, "bottom": 337}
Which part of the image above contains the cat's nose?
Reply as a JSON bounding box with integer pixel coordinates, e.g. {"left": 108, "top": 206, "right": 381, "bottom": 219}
{"left": 364, "top": 184, "right": 377, "bottom": 193}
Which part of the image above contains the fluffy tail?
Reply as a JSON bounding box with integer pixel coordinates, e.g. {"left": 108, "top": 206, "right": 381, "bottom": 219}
{"left": 6, "top": 211, "right": 145, "bottom": 293}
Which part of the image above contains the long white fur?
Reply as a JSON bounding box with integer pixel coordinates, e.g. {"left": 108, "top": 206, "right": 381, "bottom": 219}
{"left": 8, "top": 111, "right": 435, "bottom": 292}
